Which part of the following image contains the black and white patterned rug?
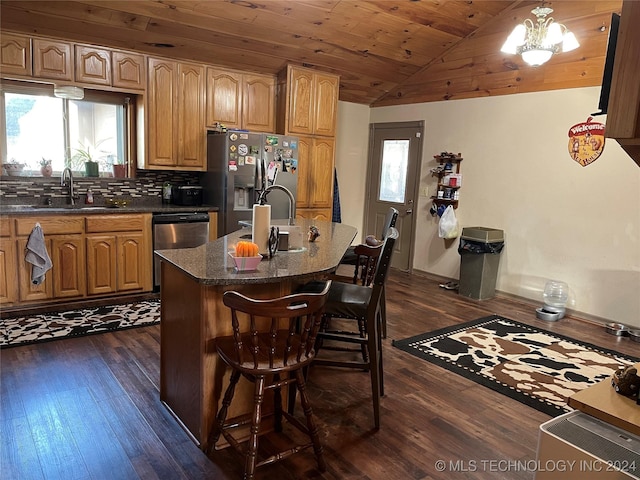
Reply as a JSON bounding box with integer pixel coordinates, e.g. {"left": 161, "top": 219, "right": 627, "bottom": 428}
{"left": 392, "top": 315, "right": 640, "bottom": 416}
{"left": 1, "top": 300, "right": 160, "bottom": 349}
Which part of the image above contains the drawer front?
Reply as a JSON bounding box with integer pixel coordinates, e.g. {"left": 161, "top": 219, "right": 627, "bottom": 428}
{"left": 85, "top": 214, "right": 146, "bottom": 233}
{"left": 15, "top": 216, "right": 84, "bottom": 236}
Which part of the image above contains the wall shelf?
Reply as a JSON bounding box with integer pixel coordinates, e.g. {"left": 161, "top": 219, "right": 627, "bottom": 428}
{"left": 431, "top": 153, "right": 462, "bottom": 209}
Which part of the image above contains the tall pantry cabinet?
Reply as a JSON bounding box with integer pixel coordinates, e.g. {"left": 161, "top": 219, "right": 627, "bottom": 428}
{"left": 276, "top": 65, "right": 340, "bottom": 221}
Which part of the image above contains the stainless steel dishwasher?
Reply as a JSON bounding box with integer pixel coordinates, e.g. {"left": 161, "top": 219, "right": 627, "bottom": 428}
{"left": 152, "top": 212, "right": 210, "bottom": 290}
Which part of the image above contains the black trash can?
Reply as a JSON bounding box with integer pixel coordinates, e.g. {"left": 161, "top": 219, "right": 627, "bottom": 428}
{"left": 458, "top": 227, "right": 504, "bottom": 300}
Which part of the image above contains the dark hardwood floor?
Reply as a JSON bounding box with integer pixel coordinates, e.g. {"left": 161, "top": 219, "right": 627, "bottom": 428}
{"left": 2, "top": 271, "right": 638, "bottom": 479}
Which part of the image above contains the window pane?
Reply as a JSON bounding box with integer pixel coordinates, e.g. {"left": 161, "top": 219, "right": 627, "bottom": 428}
{"left": 379, "top": 139, "right": 409, "bottom": 203}
{"left": 69, "top": 100, "right": 125, "bottom": 174}
{"left": 5, "top": 93, "right": 65, "bottom": 172}
{"left": 3, "top": 86, "right": 130, "bottom": 177}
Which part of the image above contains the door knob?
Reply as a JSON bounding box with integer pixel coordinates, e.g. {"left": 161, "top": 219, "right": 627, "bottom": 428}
{"left": 406, "top": 208, "right": 413, "bottom": 214}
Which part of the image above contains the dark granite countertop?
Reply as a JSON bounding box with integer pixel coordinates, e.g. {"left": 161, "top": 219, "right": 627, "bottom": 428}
{"left": 155, "top": 219, "right": 357, "bottom": 286}
{"left": 0, "top": 203, "right": 218, "bottom": 215}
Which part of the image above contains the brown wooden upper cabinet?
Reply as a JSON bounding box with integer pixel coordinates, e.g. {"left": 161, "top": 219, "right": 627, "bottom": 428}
{"left": 279, "top": 65, "right": 339, "bottom": 137}
{"left": 112, "top": 51, "right": 145, "bottom": 90}
{"left": 147, "top": 57, "right": 205, "bottom": 170}
{"left": 296, "top": 136, "right": 335, "bottom": 210}
{"left": 76, "top": 45, "right": 145, "bottom": 90}
{"left": 2, "top": 34, "right": 146, "bottom": 91}
{"left": 75, "top": 45, "right": 111, "bottom": 86}
{"left": 33, "top": 38, "right": 73, "bottom": 81}
{"left": 605, "top": 0, "right": 640, "bottom": 166}
{"left": 0, "top": 33, "right": 32, "bottom": 77}
{"left": 206, "top": 68, "right": 275, "bottom": 133}
{"left": 177, "top": 62, "right": 206, "bottom": 168}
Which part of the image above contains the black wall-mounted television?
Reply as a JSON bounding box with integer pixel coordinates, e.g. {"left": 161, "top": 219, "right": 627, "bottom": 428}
{"left": 593, "top": 12, "right": 621, "bottom": 116}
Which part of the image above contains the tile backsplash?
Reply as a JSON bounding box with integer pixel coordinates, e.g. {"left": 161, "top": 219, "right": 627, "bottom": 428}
{"left": 0, "top": 170, "right": 202, "bottom": 206}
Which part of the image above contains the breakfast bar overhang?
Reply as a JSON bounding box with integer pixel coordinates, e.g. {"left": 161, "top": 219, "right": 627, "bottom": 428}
{"left": 155, "top": 220, "right": 357, "bottom": 451}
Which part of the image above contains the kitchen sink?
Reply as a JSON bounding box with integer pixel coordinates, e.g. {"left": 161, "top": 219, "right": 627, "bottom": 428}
{"left": 286, "top": 247, "right": 307, "bottom": 253}
{"left": 29, "top": 205, "right": 110, "bottom": 210}
{"left": 1, "top": 204, "right": 115, "bottom": 212}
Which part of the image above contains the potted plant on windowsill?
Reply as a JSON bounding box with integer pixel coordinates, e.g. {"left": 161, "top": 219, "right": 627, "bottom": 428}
{"left": 39, "top": 158, "right": 53, "bottom": 177}
{"left": 71, "top": 140, "right": 108, "bottom": 177}
{"left": 110, "top": 155, "right": 127, "bottom": 178}
{"left": 3, "top": 159, "right": 25, "bottom": 176}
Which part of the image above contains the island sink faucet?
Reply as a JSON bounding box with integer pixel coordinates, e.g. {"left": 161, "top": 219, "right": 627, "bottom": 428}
{"left": 257, "top": 184, "right": 296, "bottom": 226}
{"left": 61, "top": 167, "right": 77, "bottom": 205}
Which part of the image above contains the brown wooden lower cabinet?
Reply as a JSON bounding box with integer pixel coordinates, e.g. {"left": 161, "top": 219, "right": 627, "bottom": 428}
{"left": 50, "top": 234, "right": 86, "bottom": 298}
{"left": 14, "top": 217, "right": 85, "bottom": 303}
{"left": 16, "top": 237, "right": 53, "bottom": 302}
{"left": 0, "top": 213, "right": 152, "bottom": 309}
{"left": 117, "top": 232, "right": 148, "bottom": 291}
{"left": 85, "top": 214, "right": 152, "bottom": 296}
{"left": 86, "top": 235, "right": 117, "bottom": 295}
{"left": 0, "top": 235, "right": 17, "bottom": 304}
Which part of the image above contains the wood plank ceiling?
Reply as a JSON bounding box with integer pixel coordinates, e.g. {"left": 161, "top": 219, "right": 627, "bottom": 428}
{"left": 0, "top": 0, "right": 622, "bottom": 106}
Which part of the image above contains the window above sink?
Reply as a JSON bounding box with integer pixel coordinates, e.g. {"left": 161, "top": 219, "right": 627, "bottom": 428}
{"left": 1, "top": 80, "right": 135, "bottom": 179}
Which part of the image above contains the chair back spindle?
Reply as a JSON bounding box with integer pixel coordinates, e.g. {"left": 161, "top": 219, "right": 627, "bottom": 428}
{"left": 352, "top": 243, "right": 383, "bottom": 286}
{"left": 222, "top": 282, "right": 331, "bottom": 372}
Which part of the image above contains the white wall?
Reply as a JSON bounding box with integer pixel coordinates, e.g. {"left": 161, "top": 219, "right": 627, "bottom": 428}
{"left": 336, "top": 87, "right": 640, "bottom": 327}
{"left": 334, "top": 101, "right": 370, "bottom": 243}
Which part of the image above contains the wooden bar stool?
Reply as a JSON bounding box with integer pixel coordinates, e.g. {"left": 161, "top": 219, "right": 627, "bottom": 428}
{"left": 207, "top": 282, "right": 331, "bottom": 480}
{"left": 317, "top": 242, "right": 383, "bottom": 363}
{"left": 340, "top": 207, "right": 398, "bottom": 338}
{"left": 299, "top": 227, "right": 398, "bottom": 429}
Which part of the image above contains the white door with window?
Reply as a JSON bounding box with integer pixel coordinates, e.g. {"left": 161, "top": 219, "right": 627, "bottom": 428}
{"left": 365, "top": 121, "right": 423, "bottom": 271}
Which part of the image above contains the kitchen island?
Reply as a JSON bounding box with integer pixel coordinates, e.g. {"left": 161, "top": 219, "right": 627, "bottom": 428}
{"left": 155, "top": 219, "right": 357, "bottom": 451}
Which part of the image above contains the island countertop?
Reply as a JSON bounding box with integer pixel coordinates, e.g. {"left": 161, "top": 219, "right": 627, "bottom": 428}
{"left": 155, "top": 219, "right": 357, "bottom": 286}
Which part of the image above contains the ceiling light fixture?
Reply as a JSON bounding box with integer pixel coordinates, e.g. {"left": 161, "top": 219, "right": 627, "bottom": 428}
{"left": 53, "top": 85, "right": 84, "bottom": 100}
{"left": 501, "top": 6, "right": 580, "bottom": 67}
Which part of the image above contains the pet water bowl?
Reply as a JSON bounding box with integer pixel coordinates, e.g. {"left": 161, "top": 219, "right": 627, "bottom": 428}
{"left": 629, "top": 330, "right": 640, "bottom": 343}
{"left": 537, "top": 280, "right": 569, "bottom": 321}
{"left": 228, "top": 253, "right": 262, "bottom": 272}
{"left": 605, "top": 322, "right": 629, "bottom": 336}
{"left": 536, "top": 307, "right": 563, "bottom": 322}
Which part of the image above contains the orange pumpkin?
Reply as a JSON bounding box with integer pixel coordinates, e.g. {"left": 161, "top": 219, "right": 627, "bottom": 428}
{"left": 235, "top": 241, "right": 259, "bottom": 257}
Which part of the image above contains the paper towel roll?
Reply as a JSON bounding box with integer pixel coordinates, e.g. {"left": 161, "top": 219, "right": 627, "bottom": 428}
{"left": 252, "top": 204, "right": 271, "bottom": 255}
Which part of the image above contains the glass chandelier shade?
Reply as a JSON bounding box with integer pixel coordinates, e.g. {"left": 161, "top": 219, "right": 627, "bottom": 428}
{"left": 501, "top": 6, "right": 579, "bottom": 67}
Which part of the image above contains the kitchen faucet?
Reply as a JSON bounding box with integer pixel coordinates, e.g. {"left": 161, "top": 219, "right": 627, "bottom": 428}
{"left": 257, "top": 185, "right": 296, "bottom": 226}
{"left": 61, "top": 167, "right": 77, "bottom": 205}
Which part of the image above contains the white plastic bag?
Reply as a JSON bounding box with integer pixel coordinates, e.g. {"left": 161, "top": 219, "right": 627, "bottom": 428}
{"left": 438, "top": 205, "right": 459, "bottom": 239}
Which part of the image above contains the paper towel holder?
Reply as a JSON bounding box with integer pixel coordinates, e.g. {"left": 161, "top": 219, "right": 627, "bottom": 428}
{"left": 257, "top": 184, "right": 296, "bottom": 226}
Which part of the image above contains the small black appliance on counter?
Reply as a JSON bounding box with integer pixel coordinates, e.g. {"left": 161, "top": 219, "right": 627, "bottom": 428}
{"left": 171, "top": 185, "right": 203, "bottom": 206}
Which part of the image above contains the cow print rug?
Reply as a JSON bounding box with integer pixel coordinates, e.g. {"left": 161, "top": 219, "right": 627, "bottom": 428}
{"left": 1, "top": 299, "right": 160, "bottom": 349}
{"left": 392, "top": 315, "right": 639, "bottom": 416}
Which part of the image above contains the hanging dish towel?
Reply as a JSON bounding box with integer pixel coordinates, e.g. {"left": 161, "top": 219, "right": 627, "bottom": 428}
{"left": 25, "top": 223, "right": 52, "bottom": 285}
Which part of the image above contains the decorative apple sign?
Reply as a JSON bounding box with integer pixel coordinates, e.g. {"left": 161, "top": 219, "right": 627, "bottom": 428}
{"left": 568, "top": 117, "right": 605, "bottom": 166}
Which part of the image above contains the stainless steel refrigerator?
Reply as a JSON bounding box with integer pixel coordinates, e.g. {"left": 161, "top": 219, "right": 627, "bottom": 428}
{"left": 203, "top": 130, "right": 299, "bottom": 236}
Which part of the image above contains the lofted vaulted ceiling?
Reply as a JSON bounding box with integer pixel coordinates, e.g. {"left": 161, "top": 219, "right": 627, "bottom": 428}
{"left": 0, "top": 0, "right": 622, "bottom": 106}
